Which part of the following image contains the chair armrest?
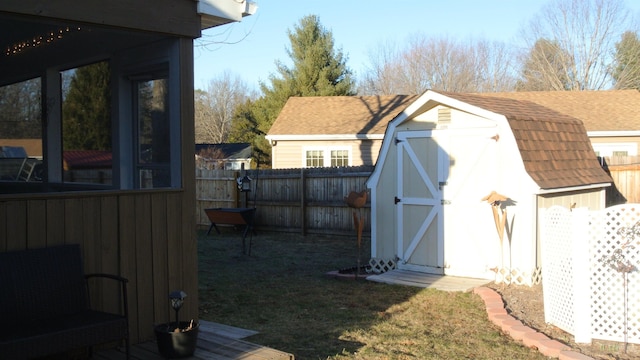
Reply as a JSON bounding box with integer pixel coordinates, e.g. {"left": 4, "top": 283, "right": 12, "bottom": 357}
{"left": 85, "top": 273, "right": 129, "bottom": 321}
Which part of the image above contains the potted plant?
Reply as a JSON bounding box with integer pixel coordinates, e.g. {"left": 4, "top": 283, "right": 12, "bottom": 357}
{"left": 154, "top": 290, "right": 199, "bottom": 358}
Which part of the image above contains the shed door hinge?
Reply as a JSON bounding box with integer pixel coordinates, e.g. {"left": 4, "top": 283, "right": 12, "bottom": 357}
{"left": 441, "top": 200, "right": 451, "bottom": 205}
{"left": 394, "top": 137, "right": 403, "bottom": 145}
{"left": 394, "top": 196, "right": 401, "bottom": 204}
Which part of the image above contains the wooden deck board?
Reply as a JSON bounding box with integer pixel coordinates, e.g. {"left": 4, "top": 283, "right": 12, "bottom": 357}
{"left": 95, "top": 320, "right": 293, "bottom": 360}
{"left": 367, "top": 270, "right": 490, "bottom": 292}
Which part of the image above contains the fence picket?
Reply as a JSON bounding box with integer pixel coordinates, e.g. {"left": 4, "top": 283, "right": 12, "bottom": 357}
{"left": 195, "top": 166, "right": 373, "bottom": 236}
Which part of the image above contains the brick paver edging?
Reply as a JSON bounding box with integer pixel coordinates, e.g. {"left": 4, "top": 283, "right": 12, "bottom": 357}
{"left": 473, "top": 287, "right": 594, "bottom": 360}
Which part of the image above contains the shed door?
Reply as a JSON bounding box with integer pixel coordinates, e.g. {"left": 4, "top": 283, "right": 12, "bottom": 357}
{"left": 396, "top": 130, "right": 446, "bottom": 274}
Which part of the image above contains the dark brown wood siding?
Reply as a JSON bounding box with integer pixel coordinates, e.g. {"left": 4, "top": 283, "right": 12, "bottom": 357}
{"left": 0, "top": 190, "right": 196, "bottom": 343}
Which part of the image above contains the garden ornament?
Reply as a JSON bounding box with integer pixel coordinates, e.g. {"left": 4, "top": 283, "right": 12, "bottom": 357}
{"left": 481, "top": 191, "right": 509, "bottom": 281}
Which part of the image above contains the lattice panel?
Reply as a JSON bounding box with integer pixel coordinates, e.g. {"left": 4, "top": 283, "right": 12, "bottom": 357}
{"left": 369, "top": 258, "right": 397, "bottom": 274}
{"left": 493, "top": 267, "right": 541, "bottom": 286}
{"left": 540, "top": 206, "right": 575, "bottom": 334}
{"left": 588, "top": 205, "right": 640, "bottom": 344}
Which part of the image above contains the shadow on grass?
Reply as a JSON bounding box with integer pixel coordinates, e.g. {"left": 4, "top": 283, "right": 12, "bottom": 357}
{"left": 197, "top": 227, "right": 422, "bottom": 359}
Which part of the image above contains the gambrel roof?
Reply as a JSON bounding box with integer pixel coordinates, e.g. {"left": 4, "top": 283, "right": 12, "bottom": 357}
{"left": 440, "top": 92, "right": 612, "bottom": 189}
{"left": 271, "top": 92, "right": 612, "bottom": 190}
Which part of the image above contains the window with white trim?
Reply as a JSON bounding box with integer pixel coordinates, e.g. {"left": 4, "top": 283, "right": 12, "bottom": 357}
{"left": 330, "top": 149, "right": 349, "bottom": 167}
{"left": 304, "top": 147, "right": 351, "bottom": 168}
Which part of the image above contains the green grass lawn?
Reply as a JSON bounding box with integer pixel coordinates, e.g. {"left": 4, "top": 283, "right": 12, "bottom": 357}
{"left": 197, "top": 228, "right": 547, "bottom": 360}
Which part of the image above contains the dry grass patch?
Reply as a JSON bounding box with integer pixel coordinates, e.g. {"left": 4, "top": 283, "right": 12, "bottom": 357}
{"left": 198, "top": 229, "right": 547, "bottom": 360}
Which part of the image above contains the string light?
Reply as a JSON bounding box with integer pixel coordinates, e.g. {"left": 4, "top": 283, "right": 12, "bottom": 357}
{"left": 5, "top": 26, "right": 82, "bottom": 56}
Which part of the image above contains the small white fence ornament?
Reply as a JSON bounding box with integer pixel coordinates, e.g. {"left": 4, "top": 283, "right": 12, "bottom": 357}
{"left": 540, "top": 205, "right": 640, "bottom": 346}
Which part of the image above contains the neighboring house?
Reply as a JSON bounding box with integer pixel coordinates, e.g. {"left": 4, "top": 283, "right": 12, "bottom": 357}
{"left": 0, "top": 0, "right": 255, "bottom": 344}
{"left": 268, "top": 90, "right": 640, "bottom": 169}
{"left": 195, "top": 143, "right": 252, "bottom": 170}
{"left": 0, "top": 139, "right": 43, "bottom": 158}
{"left": 366, "top": 90, "right": 611, "bottom": 285}
{"left": 266, "top": 95, "right": 418, "bottom": 169}
{"left": 63, "top": 150, "right": 113, "bottom": 184}
{"left": 475, "top": 90, "right": 640, "bottom": 158}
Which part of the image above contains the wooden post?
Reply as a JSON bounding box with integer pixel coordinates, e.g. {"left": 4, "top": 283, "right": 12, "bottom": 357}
{"left": 300, "top": 167, "right": 306, "bottom": 235}
{"left": 233, "top": 171, "right": 240, "bottom": 208}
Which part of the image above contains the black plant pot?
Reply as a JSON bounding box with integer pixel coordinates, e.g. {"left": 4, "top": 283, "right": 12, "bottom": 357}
{"left": 154, "top": 321, "right": 199, "bottom": 359}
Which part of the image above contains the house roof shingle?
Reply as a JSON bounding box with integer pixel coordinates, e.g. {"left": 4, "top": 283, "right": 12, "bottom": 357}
{"left": 195, "top": 143, "right": 252, "bottom": 159}
{"left": 441, "top": 91, "right": 611, "bottom": 189}
{"left": 475, "top": 89, "right": 640, "bottom": 132}
{"left": 267, "top": 95, "right": 418, "bottom": 136}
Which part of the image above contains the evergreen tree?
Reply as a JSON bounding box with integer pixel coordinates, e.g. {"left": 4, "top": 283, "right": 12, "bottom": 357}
{"left": 611, "top": 31, "right": 640, "bottom": 89}
{"left": 230, "top": 15, "right": 355, "bottom": 166}
{"left": 62, "top": 61, "right": 111, "bottom": 150}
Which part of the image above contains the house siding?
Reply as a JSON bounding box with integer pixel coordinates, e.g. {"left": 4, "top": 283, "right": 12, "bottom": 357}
{"left": 589, "top": 136, "right": 640, "bottom": 156}
{"left": 272, "top": 139, "right": 383, "bottom": 169}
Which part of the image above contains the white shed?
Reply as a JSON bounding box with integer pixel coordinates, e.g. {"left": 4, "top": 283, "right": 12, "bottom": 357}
{"left": 366, "top": 90, "right": 612, "bottom": 285}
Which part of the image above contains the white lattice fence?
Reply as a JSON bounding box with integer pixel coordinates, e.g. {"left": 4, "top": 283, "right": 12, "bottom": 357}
{"left": 588, "top": 205, "right": 640, "bottom": 344}
{"left": 541, "top": 205, "right": 640, "bottom": 345}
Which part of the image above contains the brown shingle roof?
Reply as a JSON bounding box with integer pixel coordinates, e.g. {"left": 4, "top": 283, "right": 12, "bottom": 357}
{"left": 475, "top": 90, "right": 640, "bottom": 132}
{"left": 442, "top": 92, "right": 611, "bottom": 189}
{"left": 267, "top": 95, "right": 418, "bottom": 136}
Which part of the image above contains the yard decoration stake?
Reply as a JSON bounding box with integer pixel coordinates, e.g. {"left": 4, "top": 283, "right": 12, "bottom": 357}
{"left": 345, "top": 190, "right": 367, "bottom": 279}
{"left": 481, "top": 191, "right": 509, "bottom": 283}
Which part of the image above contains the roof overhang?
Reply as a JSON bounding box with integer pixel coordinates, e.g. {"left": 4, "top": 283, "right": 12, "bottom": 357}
{"left": 198, "top": 0, "right": 258, "bottom": 30}
{"left": 536, "top": 182, "right": 611, "bottom": 195}
{"left": 587, "top": 130, "right": 640, "bottom": 137}
{"left": 265, "top": 134, "right": 384, "bottom": 142}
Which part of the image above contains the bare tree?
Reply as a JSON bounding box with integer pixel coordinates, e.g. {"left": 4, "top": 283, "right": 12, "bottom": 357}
{"left": 517, "top": 38, "right": 574, "bottom": 91}
{"left": 517, "top": 0, "right": 634, "bottom": 90}
{"left": 358, "top": 35, "right": 517, "bottom": 95}
{"left": 194, "top": 71, "right": 254, "bottom": 144}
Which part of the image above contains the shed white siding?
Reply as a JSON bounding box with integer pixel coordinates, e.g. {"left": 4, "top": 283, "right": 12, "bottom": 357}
{"left": 368, "top": 93, "right": 558, "bottom": 284}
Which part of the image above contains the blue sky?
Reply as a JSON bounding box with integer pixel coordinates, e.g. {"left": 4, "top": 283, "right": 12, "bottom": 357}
{"left": 194, "top": 0, "right": 639, "bottom": 91}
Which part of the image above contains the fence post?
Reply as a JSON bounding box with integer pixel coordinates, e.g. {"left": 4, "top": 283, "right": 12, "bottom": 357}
{"left": 300, "top": 167, "right": 306, "bottom": 235}
{"left": 571, "top": 207, "right": 592, "bottom": 344}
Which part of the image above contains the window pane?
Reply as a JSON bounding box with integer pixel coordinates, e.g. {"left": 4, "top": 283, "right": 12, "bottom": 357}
{"left": 61, "top": 61, "right": 112, "bottom": 185}
{"left": 612, "top": 151, "right": 628, "bottom": 157}
{"left": 306, "top": 150, "right": 323, "bottom": 167}
{"left": 331, "top": 149, "right": 349, "bottom": 167}
{"left": 137, "top": 77, "right": 170, "bottom": 188}
{"left": 0, "top": 78, "right": 43, "bottom": 182}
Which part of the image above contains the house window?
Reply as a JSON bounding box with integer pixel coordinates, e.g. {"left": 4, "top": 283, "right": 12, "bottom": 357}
{"left": 304, "top": 147, "right": 351, "bottom": 168}
{"left": 306, "top": 150, "right": 324, "bottom": 167}
{"left": 135, "top": 76, "right": 171, "bottom": 189}
{"left": 0, "top": 77, "right": 42, "bottom": 182}
{"left": 612, "top": 151, "right": 629, "bottom": 157}
{"left": 331, "top": 149, "right": 349, "bottom": 167}
{"left": 61, "top": 61, "right": 113, "bottom": 185}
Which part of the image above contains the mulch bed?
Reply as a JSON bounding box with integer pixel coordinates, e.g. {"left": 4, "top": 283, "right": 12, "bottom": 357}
{"left": 488, "top": 283, "right": 639, "bottom": 360}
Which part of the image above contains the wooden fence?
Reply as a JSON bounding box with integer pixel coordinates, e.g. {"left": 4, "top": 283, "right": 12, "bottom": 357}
{"left": 194, "top": 157, "right": 640, "bottom": 235}
{"left": 195, "top": 166, "right": 374, "bottom": 236}
{"left": 601, "top": 156, "right": 640, "bottom": 206}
